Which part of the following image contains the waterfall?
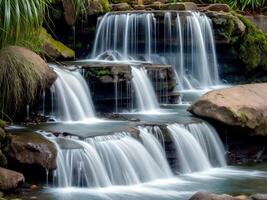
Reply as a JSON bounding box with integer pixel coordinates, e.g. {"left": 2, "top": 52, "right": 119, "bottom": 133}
{"left": 131, "top": 66, "right": 160, "bottom": 112}
{"left": 91, "top": 11, "right": 220, "bottom": 90}
{"left": 50, "top": 64, "right": 96, "bottom": 121}
{"left": 167, "top": 122, "right": 226, "bottom": 173}
{"left": 138, "top": 126, "right": 172, "bottom": 177}
{"left": 52, "top": 132, "right": 172, "bottom": 187}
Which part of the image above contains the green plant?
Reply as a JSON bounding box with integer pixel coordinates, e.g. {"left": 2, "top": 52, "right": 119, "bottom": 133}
{"left": 0, "top": 0, "right": 52, "bottom": 48}
{"left": 0, "top": 46, "right": 47, "bottom": 116}
{"left": 227, "top": 0, "right": 266, "bottom": 10}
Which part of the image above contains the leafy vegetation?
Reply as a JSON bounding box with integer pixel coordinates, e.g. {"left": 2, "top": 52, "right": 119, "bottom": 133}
{"left": 0, "top": 0, "right": 52, "bottom": 49}
{"left": 237, "top": 14, "right": 267, "bottom": 70}
{"left": 227, "top": 0, "right": 266, "bottom": 11}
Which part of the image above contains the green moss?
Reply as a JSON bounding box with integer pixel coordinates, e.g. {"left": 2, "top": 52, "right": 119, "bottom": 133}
{"left": 101, "top": 0, "right": 111, "bottom": 12}
{"left": 0, "top": 120, "right": 5, "bottom": 129}
{"left": 88, "top": 67, "right": 113, "bottom": 77}
{"left": 40, "top": 28, "right": 75, "bottom": 58}
{"left": 236, "top": 14, "right": 267, "bottom": 70}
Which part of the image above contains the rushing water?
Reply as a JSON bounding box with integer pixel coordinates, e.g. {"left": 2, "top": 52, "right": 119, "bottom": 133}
{"left": 167, "top": 123, "right": 226, "bottom": 173}
{"left": 46, "top": 121, "right": 227, "bottom": 188}
{"left": 131, "top": 66, "right": 160, "bottom": 112}
{"left": 52, "top": 132, "right": 172, "bottom": 187}
{"left": 90, "top": 11, "right": 220, "bottom": 90}
{"left": 50, "top": 64, "right": 96, "bottom": 121}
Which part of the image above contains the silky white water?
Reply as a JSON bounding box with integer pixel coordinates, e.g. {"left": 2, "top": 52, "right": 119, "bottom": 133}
{"left": 52, "top": 132, "right": 172, "bottom": 187}
{"left": 50, "top": 64, "right": 96, "bottom": 121}
{"left": 131, "top": 66, "right": 160, "bottom": 112}
{"left": 91, "top": 11, "right": 220, "bottom": 90}
{"left": 167, "top": 122, "right": 226, "bottom": 173}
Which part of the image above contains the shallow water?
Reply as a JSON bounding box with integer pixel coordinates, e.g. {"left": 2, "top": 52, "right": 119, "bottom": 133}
{"left": 19, "top": 164, "right": 267, "bottom": 200}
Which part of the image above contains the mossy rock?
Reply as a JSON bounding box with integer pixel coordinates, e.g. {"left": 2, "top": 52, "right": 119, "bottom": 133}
{"left": 0, "top": 121, "right": 5, "bottom": 129}
{"left": 40, "top": 28, "right": 75, "bottom": 60}
{"left": 237, "top": 14, "right": 267, "bottom": 70}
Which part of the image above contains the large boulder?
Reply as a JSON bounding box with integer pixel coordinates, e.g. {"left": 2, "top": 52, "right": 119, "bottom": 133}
{"left": 189, "top": 83, "right": 267, "bottom": 136}
{"left": 189, "top": 192, "right": 238, "bottom": 200}
{"left": 0, "top": 167, "right": 24, "bottom": 191}
{"left": 8, "top": 132, "right": 57, "bottom": 170}
{"left": 40, "top": 28, "right": 75, "bottom": 60}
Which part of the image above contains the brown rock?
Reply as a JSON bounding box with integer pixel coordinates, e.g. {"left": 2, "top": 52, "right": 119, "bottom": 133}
{"left": 111, "top": 3, "right": 132, "bottom": 11}
{"left": 189, "top": 192, "right": 238, "bottom": 200}
{"left": 205, "top": 3, "right": 230, "bottom": 12}
{"left": 189, "top": 83, "right": 267, "bottom": 135}
{"left": 40, "top": 28, "right": 75, "bottom": 60}
{"left": 61, "top": 0, "right": 76, "bottom": 26}
{"left": 8, "top": 132, "right": 57, "bottom": 170}
{"left": 0, "top": 167, "right": 24, "bottom": 190}
{"left": 167, "top": 2, "right": 197, "bottom": 10}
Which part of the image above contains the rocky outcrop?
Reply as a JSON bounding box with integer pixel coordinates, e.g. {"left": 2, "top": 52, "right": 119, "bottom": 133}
{"left": 40, "top": 28, "right": 75, "bottom": 60}
{"left": 189, "top": 192, "right": 238, "bottom": 200}
{"left": 8, "top": 132, "right": 57, "bottom": 170}
{"left": 189, "top": 83, "right": 267, "bottom": 136}
{"left": 0, "top": 167, "right": 24, "bottom": 191}
{"left": 245, "top": 15, "right": 267, "bottom": 33}
{"left": 204, "top": 4, "right": 230, "bottom": 12}
{"left": 111, "top": 2, "right": 132, "bottom": 11}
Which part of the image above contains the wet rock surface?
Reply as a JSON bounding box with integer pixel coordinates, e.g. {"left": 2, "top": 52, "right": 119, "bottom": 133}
{"left": 189, "top": 192, "right": 239, "bottom": 200}
{"left": 8, "top": 132, "right": 57, "bottom": 170}
{"left": 0, "top": 167, "right": 24, "bottom": 191}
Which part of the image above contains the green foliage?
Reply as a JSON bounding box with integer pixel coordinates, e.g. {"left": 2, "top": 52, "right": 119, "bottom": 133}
{"left": 227, "top": 0, "right": 266, "bottom": 10}
{"left": 237, "top": 15, "right": 267, "bottom": 70}
{"left": 0, "top": 0, "right": 52, "bottom": 48}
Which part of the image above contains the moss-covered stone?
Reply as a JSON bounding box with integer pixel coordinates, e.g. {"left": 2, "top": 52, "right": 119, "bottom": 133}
{"left": 0, "top": 121, "right": 5, "bottom": 129}
{"left": 237, "top": 14, "right": 267, "bottom": 70}
{"left": 208, "top": 11, "right": 267, "bottom": 71}
{"left": 40, "top": 28, "right": 75, "bottom": 59}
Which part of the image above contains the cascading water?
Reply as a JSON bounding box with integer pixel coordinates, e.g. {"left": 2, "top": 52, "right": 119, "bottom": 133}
{"left": 50, "top": 64, "right": 96, "bottom": 121}
{"left": 52, "top": 132, "right": 172, "bottom": 187}
{"left": 131, "top": 66, "right": 160, "bottom": 111}
{"left": 167, "top": 122, "right": 226, "bottom": 173}
{"left": 91, "top": 11, "right": 220, "bottom": 90}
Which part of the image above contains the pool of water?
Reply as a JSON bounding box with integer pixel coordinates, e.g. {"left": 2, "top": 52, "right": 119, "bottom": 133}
{"left": 17, "top": 164, "right": 267, "bottom": 200}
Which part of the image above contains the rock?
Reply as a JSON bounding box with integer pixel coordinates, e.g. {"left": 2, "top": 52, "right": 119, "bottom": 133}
{"left": 167, "top": 2, "right": 197, "bottom": 10}
{"left": 8, "top": 132, "right": 57, "bottom": 170}
{"left": 0, "top": 121, "right": 6, "bottom": 129}
{"left": 189, "top": 192, "right": 238, "bottom": 200}
{"left": 111, "top": 3, "right": 132, "bottom": 11}
{"left": 0, "top": 167, "right": 24, "bottom": 190}
{"left": 205, "top": 4, "right": 230, "bottom": 12}
{"left": 245, "top": 15, "right": 267, "bottom": 33}
{"left": 149, "top": 1, "right": 163, "bottom": 10}
{"left": 249, "top": 194, "right": 267, "bottom": 200}
{"left": 0, "top": 128, "right": 6, "bottom": 142}
{"left": 61, "top": 0, "right": 76, "bottom": 26}
{"left": 0, "top": 150, "right": 7, "bottom": 167}
{"left": 189, "top": 83, "right": 267, "bottom": 135}
{"left": 236, "top": 195, "right": 249, "bottom": 200}
{"left": 40, "top": 28, "right": 75, "bottom": 60}
{"left": 206, "top": 12, "right": 246, "bottom": 44}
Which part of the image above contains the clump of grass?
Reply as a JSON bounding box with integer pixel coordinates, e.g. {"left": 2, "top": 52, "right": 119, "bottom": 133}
{"left": 0, "top": 46, "right": 56, "bottom": 117}
{"left": 0, "top": 0, "right": 52, "bottom": 48}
